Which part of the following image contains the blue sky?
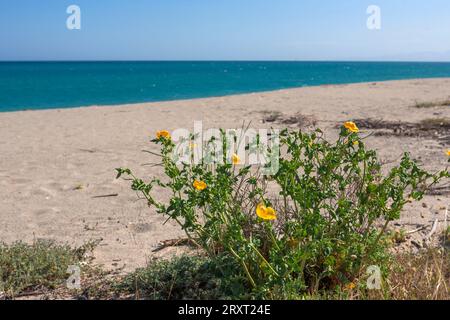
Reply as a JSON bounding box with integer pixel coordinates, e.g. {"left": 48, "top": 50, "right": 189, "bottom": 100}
{"left": 1, "top": 0, "right": 450, "bottom": 61}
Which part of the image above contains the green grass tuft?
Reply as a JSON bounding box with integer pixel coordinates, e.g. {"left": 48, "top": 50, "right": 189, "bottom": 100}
{"left": 0, "top": 240, "right": 92, "bottom": 298}
{"left": 116, "top": 254, "right": 249, "bottom": 300}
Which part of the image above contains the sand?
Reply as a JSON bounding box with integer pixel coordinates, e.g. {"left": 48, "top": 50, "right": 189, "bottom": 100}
{"left": 0, "top": 78, "right": 449, "bottom": 271}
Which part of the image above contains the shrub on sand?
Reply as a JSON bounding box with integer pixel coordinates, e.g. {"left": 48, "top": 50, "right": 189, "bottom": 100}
{"left": 117, "top": 123, "right": 449, "bottom": 298}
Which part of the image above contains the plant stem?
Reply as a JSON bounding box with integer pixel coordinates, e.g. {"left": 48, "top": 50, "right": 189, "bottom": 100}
{"left": 228, "top": 247, "right": 256, "bottom": 288}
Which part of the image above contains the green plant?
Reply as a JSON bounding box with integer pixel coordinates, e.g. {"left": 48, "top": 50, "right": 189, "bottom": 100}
{"left": 389, "top": 229, "right": 407, "bottom": 244}
{"left": 117, "top": 123, "right": 449, "bottom": 298}
{"left": 0, "top": 240, "right": 93, "bottom": 297}
{"left": 362, "top": 248, "right": 449, "bottom": 300}
{"left": 117, "top": 255, "right": 247, "bottom": 300}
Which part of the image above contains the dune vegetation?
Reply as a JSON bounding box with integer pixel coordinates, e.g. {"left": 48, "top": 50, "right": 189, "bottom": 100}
{"left": 114, "top": 123, "right": 450, "bottom": 299}
{"left": 2, "top": 122, "right": 449, "bottom": 300}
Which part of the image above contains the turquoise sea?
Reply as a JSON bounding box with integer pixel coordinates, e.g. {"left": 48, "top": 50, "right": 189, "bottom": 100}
{"left": 1, "top": 61, "right": 450, "bottom": 112}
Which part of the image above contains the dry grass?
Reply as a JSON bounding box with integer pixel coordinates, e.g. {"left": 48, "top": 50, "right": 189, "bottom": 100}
{"left": 261, "top": 110, "right": 318, "bottom": 128}
{"left": 261, "top": 110, "right": 283, "bottom": 123}
{"left": 348, "top": 117, "right": 450, "bottom": 145}
{"left": 420, "top": 117, "right": 450, "bottom": 128}
{"left": 413, "top": 100, "right": 450, "bottom": 108}
{"left": 357, "top": 248, "right": 450, "bottom": 300}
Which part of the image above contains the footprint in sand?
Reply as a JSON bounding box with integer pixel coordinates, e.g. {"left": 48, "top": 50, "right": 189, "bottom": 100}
{"left": 9, "top": 178, "right": 33, "bottom": 185}
{"left": 129, "top": 223, "right": 154, "bottom": 234}
{"left": 33, "top": 186, "right": 58, "bottom": 198}
{"left": 34, "top": 208, "right": 59, "bottom": 216}
{"left": 45, "top": 181, "right": 65, "bottom": 192}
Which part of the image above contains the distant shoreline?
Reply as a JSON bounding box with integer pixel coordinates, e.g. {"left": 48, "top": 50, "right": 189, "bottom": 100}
{"left": 2, "top": 61, "right": 450, "bottom": 112}
{"left": 1, "top": 77, "right": 450, "bottom": 114}
{"left": 2, "top": 60, "right": 450, "bottom": 63}
{"left": 0, "top": 76, "right": 450, "bottom": 114}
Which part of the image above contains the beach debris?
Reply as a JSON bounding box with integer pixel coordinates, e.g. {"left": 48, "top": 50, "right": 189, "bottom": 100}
{"left": 443, "top": 207, "right": 449, "bottom": 244}
{"left": 444, "top": 207, "right": 448, "bottom": 229}
{"left": 425, "top": 218, "right": 439, "bottom": 240}
{"left": 261, "top": 111, "right": 317, "bottom": 128}
{"left": 73, "top": 184, "right": 84, "bottom": 191}
{"left": 406, "top": 225, "right": 428, "bottom": 235}
{"left": 344, "top": 117, "right": 450, "bottom": 145}
{"left": 426, "top": 185, "right": 450, "bottom": 196}
{"left": 411, "top": 240, "right": 423, "bottom": 249}
{"left": 92, "top": 193, "right": 119, "bottom": 198}
{"left": 412, "top": 99, "right": 450, "bottom": 109}
{"left": 151, "top": 238, "right": 197, "bottom": 252}
{"left": 281, "top": 113, "right": 318, "bottom": 128}
{"left": 262, "top": 111, "right": 282, "bottom": 123}
{"left": 79, "top": 148, "right": 97, "bottom": 153}
{"left": 84, "top": 222, "right": 98, "bottom": 231}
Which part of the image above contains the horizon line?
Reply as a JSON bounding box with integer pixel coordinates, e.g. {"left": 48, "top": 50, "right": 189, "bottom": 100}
{"left": 1, "top": 59, "right": 450, "bottom": 63}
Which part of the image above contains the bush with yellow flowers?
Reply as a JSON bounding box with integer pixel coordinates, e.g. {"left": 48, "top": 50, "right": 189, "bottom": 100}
{"left": 116, "top": 124, "right": 449, "bottom": 298}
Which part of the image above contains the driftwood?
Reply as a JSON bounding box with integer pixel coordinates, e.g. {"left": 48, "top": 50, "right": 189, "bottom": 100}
{"left": 4, "top": 289, "right": 46, "bottom": 299}
{"left": 444, "top": 207, "right": 448, "bottom": 230}
{"left": 406, "top": 225, "right": 428, "bottom": 235}
{"left": 426, "top": 185, "right": 450, "bottom": 196}
{"left": 425, "top": 219, "right": 439, "bottom": 240}
{"left": 92, "top": 193, "right": 119, "bottom": 199}
{"left": 151, "top": 238, "right": 196, "bottom": 252}
{"left": 342, "top": 118, "right": 450, "bottom": 145}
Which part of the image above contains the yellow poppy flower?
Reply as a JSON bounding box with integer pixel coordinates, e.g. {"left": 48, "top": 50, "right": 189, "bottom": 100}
{"left": 353, "top": 141, "right": 359, "bottom": 146}
{"left": 447, "top": 149, "right": 450, "bottom": 156}
{"left": 193, "top": 180, "right": 207, "bottom": 191}
{"left": 231, "top": 153, "right": 240, "bottom": 165}
{"left": 344, "top": 282, "right": 356, "bottom": 291}
{"left": 156, "top": 130, "right": 171, "bottom": 139}
{"left": 256, "top": 203, "right": 277, "bottom": 221}
{"left": 344, "top": 121, "right": 359, "bottom": 133}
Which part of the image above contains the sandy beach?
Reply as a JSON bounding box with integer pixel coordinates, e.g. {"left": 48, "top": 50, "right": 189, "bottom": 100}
{"left": 1, "top": 78, "right": 449, "bottom": 272}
